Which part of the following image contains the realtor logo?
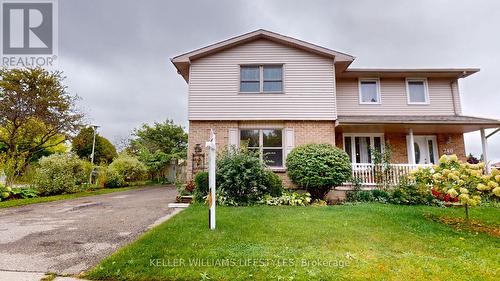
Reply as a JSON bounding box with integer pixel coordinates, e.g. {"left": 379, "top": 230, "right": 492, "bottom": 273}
{"left": 1, "top": 0, "right": 58, "bottom": 67}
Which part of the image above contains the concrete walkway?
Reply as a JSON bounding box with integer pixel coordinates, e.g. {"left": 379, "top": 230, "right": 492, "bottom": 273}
{"left": 0, "top": 186, "right": 179, "bottom": 280}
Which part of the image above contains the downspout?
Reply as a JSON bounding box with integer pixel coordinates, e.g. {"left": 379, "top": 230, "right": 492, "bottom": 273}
{"left": 450, "top": 80, "right": 458, "bottom": 116}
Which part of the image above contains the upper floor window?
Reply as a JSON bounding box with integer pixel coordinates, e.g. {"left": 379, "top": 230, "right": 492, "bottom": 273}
{"left": 406, "top": 78, "right": 429, "bottom": 104}
{"left": 240, "top": 129, "right": 283, "bottom": 167}
{"left": 240, "top": 65, "right": 283, "bottom": 93}
{"left": 359, "top": 78, "right": 380, "bottom": 104}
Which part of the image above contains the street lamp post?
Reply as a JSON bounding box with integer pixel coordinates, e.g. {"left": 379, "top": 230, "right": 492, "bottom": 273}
{"left": 89, "top": 125, "right": 100, "bottom": 184}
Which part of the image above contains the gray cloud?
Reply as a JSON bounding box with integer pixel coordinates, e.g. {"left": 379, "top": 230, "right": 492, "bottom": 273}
{"left": 58, "top": 0, "right": 500, "bottom": 163}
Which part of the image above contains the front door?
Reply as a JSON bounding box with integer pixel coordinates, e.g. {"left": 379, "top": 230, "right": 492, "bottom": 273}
{"left": 412, "top": 136, "right": 438, "bottom": 164}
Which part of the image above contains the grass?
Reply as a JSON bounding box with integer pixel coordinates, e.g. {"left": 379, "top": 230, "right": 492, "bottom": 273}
{"left": 0, "top": 186, "right": 135, "bottom": 209}
{"left": 86, "top": 203, "right": 500, "bottom": 281}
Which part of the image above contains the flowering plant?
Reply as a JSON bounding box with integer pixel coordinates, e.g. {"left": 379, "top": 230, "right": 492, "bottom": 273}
{"left": 410, "top": 154, "right": 500, "bottom": 220}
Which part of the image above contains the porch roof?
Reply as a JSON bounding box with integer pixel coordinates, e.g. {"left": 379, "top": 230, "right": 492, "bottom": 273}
{"left": 337, "top": 115, "right": 500, "bottom": 133}
{"left": 337, "top": 68, "right": 479, "bottom": 78}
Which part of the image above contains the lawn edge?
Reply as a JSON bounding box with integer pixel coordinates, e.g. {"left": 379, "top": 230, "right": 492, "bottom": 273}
{"left": 0, "top": 185, "right": 168, "bottom": 209}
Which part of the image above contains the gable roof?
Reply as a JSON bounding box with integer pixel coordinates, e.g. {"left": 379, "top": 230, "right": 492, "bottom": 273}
{"left": 171, "top": 29, "right": 355, "bottom": 82}
{"left": 171, "top": 30, "right": 480, "bottom": 83}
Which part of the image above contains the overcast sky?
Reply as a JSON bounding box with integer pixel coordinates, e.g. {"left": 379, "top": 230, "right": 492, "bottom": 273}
{"left": 58, "top": 0, "right": 500, "bottom": 163}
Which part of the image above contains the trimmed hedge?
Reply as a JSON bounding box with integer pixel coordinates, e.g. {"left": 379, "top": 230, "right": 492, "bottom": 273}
{"left": 286, "top": 143, "right": 352, "bottom": 200}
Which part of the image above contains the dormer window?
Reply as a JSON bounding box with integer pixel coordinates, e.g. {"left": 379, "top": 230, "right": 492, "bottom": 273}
{"left": 359, "top": 78, "right": 381, "bottom": 104}
{"left": 240, "top": 65, "right": 283, "bottom": 93}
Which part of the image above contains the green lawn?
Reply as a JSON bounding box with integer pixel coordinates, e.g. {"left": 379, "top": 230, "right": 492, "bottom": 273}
{"left": 86, "top": 203, "right": 500, "bottom": 281}
{"left": 0, "top": 187, "right": 135, "bottom": 209}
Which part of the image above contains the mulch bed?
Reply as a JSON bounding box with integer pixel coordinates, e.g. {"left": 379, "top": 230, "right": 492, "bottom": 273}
{"left": 425, "top": 214, "right": 500, "bottom": 238}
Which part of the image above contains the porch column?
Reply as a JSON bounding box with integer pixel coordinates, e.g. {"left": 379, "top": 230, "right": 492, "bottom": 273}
{"left": 408, "top": 128, "right": 415, "bottom": 164}
{"left": 480, "top": 128, "right": 489, "bottom": 173}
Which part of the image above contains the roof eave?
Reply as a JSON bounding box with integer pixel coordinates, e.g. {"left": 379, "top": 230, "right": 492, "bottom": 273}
{"left": 339, "top": 68, "right": 480, "bottom": 78}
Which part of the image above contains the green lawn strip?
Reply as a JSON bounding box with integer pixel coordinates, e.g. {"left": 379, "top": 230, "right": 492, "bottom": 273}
{"left": 85, "top": 203, "right": 500, "bottom": 281}
{"left": 0, "top": 187, "right": 136, "bottom": 209}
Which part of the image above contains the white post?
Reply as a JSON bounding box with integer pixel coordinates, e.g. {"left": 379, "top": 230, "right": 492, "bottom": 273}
{"left": 205, "top": 129, "right": 216, "bottom": 230}
{"left": 480, "top": 128, "right": 489, "bottom": 173}
{"left": 408, "top": 128, "right": 415, "bottom": 164}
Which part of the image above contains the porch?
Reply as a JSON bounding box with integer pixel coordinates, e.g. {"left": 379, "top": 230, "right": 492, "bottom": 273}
{"left": 335, "top": 115, "right": 500, "bottom": 187}
{"left": 344, "top": 163, "right": 431, "bottom": 188}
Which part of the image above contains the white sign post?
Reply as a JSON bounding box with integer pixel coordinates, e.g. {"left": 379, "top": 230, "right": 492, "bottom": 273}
{"left": 205, "top": 129, "right": 216, "bottom": 230}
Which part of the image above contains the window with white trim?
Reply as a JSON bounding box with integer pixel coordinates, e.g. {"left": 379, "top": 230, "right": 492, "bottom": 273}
{"left": 240, "top": 65, "right": 283, "bottom": 93}
{"left": 359, "top": 78, "right": 380, "bottom": 104}
{"left": 406, "top": 78, "right": 429, "bottom": 104}
{"left": 343, "top": 134, "right": 384, "bottom": 163}
{"left": 240, "top": 129, "right": 283, "bottom": 167}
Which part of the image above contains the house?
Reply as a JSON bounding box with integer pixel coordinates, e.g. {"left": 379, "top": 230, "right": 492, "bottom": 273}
{"left": 171, "top": 29, "right": 500, "bottom": 187}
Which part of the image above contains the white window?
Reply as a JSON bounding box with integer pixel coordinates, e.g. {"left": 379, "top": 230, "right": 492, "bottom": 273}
{"left": 240, "top": 65, "right": 283, "bottom": 93}
{"left": 406, "top": 78, "right": 429, "bottom": 104}
{"left": 343, "top": 134, "right": 384, "bottom": 163}
{"left": 359, "top": 78, "right": 381, "bottom": 104}
{"left": 240, "top": 129, "right": 283, "bottom": 167}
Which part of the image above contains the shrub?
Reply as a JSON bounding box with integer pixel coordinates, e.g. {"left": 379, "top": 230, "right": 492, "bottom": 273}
{"left": 175, "top": 179, "right": 194, "bottom": 197}
{"left": 346, "top": 189, "right": 390, "bottom": 203}
{"left": 185, "top": 180, "right": 196, "bottom": 193}
{"left": 262, "top": 191, "right": 311, "bottom": 206}
{"left": 101, "top": 168, "right": 125, "bottom": 188}
{"left": 372, "top": 189, "right": 390, "bottom": 202}
{"left": 286, "top": 143, "right": 352, "bottom": 200}
{"left": 108, "top": 154, "right": 147, "bottom": 183}
{"left": 0, "top": 184, "right": 12, "bottom": 200}
{"left": 10, "top": 187, "right": 38, "bottom": 199}
{"left": 216, "top": 149, "right": 268, "bottom": 205}
{"left": 193, "top": 171, "right": 209, "bottom": 202}
{"left": 263, "top": 170, "right": 284, "bottom": 197}
{"left": 389, "top": 178, "right": 434, "bottom": 205}
{"left": 33, "top": 154, "right": 89, "bottom": 195}
{"left": 409, "top": 154, "right": 500, "bottom": 219}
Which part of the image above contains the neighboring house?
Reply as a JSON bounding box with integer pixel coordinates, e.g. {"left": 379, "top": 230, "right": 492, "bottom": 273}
{"left": 172, "top": 29, "right": 500, "bottom": 186}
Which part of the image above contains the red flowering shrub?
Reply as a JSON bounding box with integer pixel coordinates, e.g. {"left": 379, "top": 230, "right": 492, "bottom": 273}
{"left": 431, "top": 188, "right": 458, "bottom": 202}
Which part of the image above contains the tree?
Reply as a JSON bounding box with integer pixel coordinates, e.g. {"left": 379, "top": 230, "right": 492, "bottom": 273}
{"left": 129, "top": 120, "right": 187, "bottom": 180}
{"left": 72, "top": 127, "right": 117, "bottom": 164}
{"left": 0, "top": 68, "right": 83, "bottom": 186}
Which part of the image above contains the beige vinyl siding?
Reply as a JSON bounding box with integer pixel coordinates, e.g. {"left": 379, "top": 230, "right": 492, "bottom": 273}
{"left": 188, "top": 39, "right": 336, "bottom": 120}
{"left": 336, "top": 78, "right": 460, "bottom": 116}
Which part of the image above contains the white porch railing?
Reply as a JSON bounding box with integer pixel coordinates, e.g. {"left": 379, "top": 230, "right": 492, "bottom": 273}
{"left": 347, "top": 163, "right": 433, "bottom": 187}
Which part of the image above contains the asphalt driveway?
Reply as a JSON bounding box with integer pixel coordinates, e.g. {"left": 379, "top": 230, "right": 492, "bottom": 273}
{"left": 0, "top": 185, "right": 178, "bottom": 276}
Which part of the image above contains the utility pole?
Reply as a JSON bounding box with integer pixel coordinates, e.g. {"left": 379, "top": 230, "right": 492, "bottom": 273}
{"left": 89, "top": 125, "right": 100, "bottom": 184}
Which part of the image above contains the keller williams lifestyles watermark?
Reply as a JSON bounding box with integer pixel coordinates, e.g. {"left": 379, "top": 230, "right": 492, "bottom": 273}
{"left": 150, "top": 258, "right": 350, "bottom": 268}
{"left": 1, "top": 0, "right": 58, "bottom": 68}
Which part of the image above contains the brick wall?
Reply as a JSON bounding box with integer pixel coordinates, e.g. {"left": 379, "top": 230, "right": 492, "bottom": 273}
{"left": 385, "top": 133, "right": 408, "bottom": 163}
{"left": 385, "top": 133, "right": 466, "bottom": 163}
{"left": 187, "top": 121, "right": 466, "bottom": 188}
{"left": 187, "top": 121, "right": 238, "bottom": 179}
{"left": 187, "top": 120, "right": 336, "bottom": 183}
{"left": 437, "top": 133, "right": 466, "bottom": 161}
